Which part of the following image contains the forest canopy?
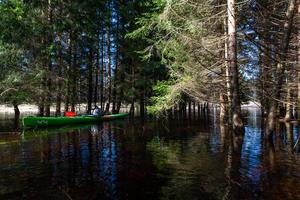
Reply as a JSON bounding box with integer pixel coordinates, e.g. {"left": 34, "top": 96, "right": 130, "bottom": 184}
{"left": 0, "top": 0, "right": 299, "bottom": 135}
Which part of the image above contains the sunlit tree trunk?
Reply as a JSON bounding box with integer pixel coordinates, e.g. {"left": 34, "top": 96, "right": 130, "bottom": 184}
{"left": 267, "top": 0, "right": 296, "bottom": 137}
{"left": 220, "top": 93, "right": 227, "bottom": 124}
{"left": 112, "top": 12, "right": 120, "bottom": 114}
{"left": 105, "top": 27, "right": 112, "bottom": 112}
{"left": 224, "top": 18, "right": 231, "bottom": 125}
{"left": 100, "top": 31, "right": 105, "bottom": 110}
{"left": 285, "top": 82, "right": 292, "bottom": 121}
{"left": 227, "top": 0, "right": 244, "bottom": 133}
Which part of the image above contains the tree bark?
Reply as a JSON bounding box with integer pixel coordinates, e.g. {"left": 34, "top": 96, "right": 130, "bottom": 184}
{"left": 224, "top": 18, "right": 232, "bottom": 124}
{"left": 14, "top": 104, "right": 20, "bottom": 119}
{"left": 267, "top": 0, "right": 296, "bottom": 137}
{"left": 220, "top": 94, "right": 227, "bottom": 124}
{"left": 38, "top": 100, "right": 44, "bottom": 116}
{"left": 105, "top": 28, "right": 112, "bottom": 112}
{"left": 94, "top": 30, "right": 100, "bottom": 107}
{"left": 227, "top": 0, "right": 244, "bottom": 133}
{"left": 100, "top": 30, "right": 105, "bottom": 110}
{"left": 13, "top": 104, "right": 20, "bottom": 130}
{"left": 298, "top": 2, "right": 300, "bottom": 119}
{"left": 285, "top": 82, "right": 292, "bottom": 121}
{"left": 140, "top": 94, "right": 145, "bottom": 119}
{"left": 112, "top": 12, "right": 120, "bottom": 114}
{"left": 45, "top": 0, "right": 53, "bottom": 117}
{"left": 130, "top": 100, "right": 135, "bottom": 117}
{"left": 55, "top": 32, "right": 63, "bottom": 116}
{"left": 87, "top": 49, "right": 94, "bottom": 114}
{"left": 65, "top": 31, "right": 73, "bottom": 113}
{"left": 71, "top": 34, "right": 77, "bottom": 112}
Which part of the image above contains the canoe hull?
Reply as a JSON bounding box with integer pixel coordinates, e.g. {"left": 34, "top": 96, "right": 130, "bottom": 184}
{"left": 22, "top": 113, "right": 129, "bottom": 128}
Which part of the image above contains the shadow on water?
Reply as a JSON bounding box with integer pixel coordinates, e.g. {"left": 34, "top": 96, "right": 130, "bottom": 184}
{"left": 0, "top": 110, "right": 300, "bottom": 199}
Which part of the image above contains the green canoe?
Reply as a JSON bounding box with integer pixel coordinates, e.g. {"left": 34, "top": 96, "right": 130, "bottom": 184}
{"left": 22, "top": 113, "right": 129, "bottom": 128}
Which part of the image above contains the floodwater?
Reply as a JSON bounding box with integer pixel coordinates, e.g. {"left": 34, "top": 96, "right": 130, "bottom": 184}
{"left": 0, "top": 110, "right": 300, "bottom": 200}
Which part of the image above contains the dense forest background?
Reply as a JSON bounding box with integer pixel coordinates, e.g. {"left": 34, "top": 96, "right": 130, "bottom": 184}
{"left": 0, "top": 0, "right": 299, "bottom": 136}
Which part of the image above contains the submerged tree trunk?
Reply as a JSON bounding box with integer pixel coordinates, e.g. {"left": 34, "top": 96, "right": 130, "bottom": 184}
{"left": 227, "top": 0, "right": 243, "bottom": 133}
{"left": 285, "top": 82, "right": 292, "bottom": 121}
{"left": 220, "top": 94, "right": 227, "bottom": 124}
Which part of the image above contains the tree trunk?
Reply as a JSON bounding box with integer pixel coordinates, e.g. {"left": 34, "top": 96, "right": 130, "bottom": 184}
{"left": 116, "top": 87, "right": 124, "bottom": 114}
{"left": 193, "top": 101, "right": 196, "bottom": 118}
{"left": 112, "top": 13, "right": 120, "bottom": 114}
{"left": 224, "top": 18, "right": 232, "bottom": 124}
{"left": 140, "top": 91, "right": 145, "bottom": 118}
{"left": 130, "top": 100, "right": 135, "bottom": 117}
{"left": 55, "top": 32, "right": 63, "bottom": 116}
{"left": 71, "top": 31, "right": 78, "bottom": 112}
{"left": 45, "top": 0, "right": 53, "bottom": 117}
{"left": 227, "top": 0, "right": 244, "bottom": 133}
{"left": 285, "top": 82, "right": 292, "bottom": 121}
{"left": 220, "top": 94, "right": 227, "bottom": 124}
{"left": 14, "top": 104, "right": 20, "bottom": 119}
{"left": 87, "top": 49, "right": 94, "bottom": 114}
{"left": 298, "top": 2, "right": 300, "bottom": 119}
{"left": 105, "top": 28, "right": 112, "bottom": 112}
{"left": 94, "top": 30, "right": 100, "bottom": 107}
{"left": 65, "top": 31, "right": 73, "bottom": 113}
{"left": 188, "top": 101, "right": 192, "bottom": 118}
{"left": 13, "top": 104, "right": 20, "bottom": 130}
{"left": 38, "top": 101, "right": 44, "bottom": 116}
{"left": 267, "top": 0, "right": 296, "bottom": 137}
{"left": 100, "top": 31, "right": 105, "bottom": 110}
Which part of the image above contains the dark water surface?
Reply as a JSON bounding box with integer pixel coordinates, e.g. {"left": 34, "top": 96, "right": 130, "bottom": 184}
{"left": 0, "top": 111, "right": 300, "bottom": 200}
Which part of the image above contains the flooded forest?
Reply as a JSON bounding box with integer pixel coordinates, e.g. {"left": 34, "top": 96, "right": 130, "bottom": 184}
{"left": 1, "top": 0, "right": 300, "bottom": 199}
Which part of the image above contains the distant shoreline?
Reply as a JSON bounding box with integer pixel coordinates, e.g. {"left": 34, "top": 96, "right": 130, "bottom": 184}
{"left": 0, "top": 101, "right": 260, "bottom": 114}
{"left": 0, "top": 104, "right": 131, "bottom": 116}
{"left": 0, "top": 104, "right": 91, "bottom": 115}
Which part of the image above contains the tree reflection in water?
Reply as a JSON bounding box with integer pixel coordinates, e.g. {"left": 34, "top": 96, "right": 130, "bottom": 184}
{"left": 0, "top": 111, "right": 300, "bottom": 199}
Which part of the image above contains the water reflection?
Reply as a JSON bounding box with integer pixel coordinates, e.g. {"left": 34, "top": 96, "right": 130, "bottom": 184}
{"left": 0, "top": 113, "right": 300, "bottom": 199}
